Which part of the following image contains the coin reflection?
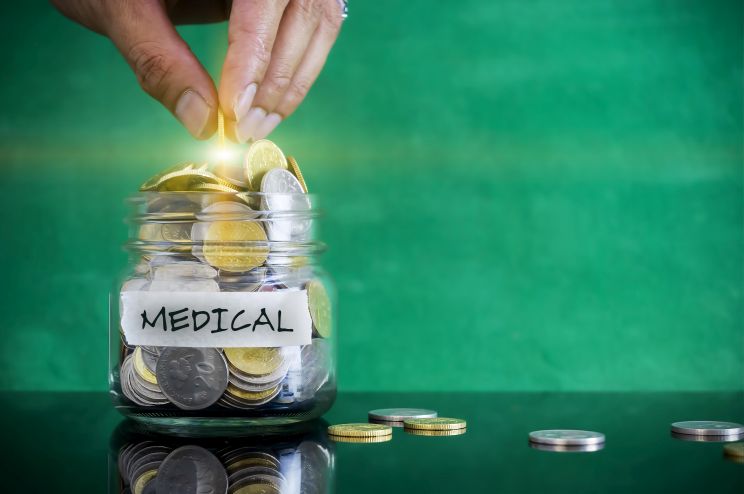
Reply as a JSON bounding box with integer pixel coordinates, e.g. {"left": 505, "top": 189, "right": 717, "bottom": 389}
{"left": 528, "top": 441, "right": 604, "bottom": 453}
{"left": 110, "top": 420, "right": 334, "bottom": 493}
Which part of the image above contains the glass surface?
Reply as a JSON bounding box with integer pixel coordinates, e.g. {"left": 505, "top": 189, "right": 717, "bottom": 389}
{"left": 1, "top": 392, "right": 741, "bottom": 493}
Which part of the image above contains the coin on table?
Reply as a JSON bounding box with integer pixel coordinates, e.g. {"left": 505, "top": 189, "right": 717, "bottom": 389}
{"left": 403, "top": 418, "right": 467, "bottom": 431}
{"left": 244, "top": 139, "right": 288, "bottom": 191}
{"left": 224, "top": 347, "right": 285, "bottom": 376}
{"left": 328, "top": 423, "right": 392, "bottom": 438}
{"left": 287, "top": 156, "right": 308, "bottom": 192}
{"left": 671, "top": 421, "right": 744, "bottom": 436}
{"left": 156, "top": 445, "right": 228, "bottom": 494}
{"left": 329, "top": 434, "right": 392, "bottom": 444}
{"left": 369, "top": 408, "right": 438, "bottom": 422}
{"left": 529, "top": 442, "right": 604, "bottom": 453}
{"left": 156, "top": 347, "right": 229, "bottom": 410}
{"left": 529, "top": 430, "right": 605, "bottom": 446}
{"left": 307, "top": 280, "right": 331, "bottom": 338}
{"left": 203, "top": 220, "right": 268, "bottom": 272}
{"left": 723, "top": 442, "right": 744, "bottom": 458}
{"left": 405, "top": 428, "right": 467, "bottom": 437}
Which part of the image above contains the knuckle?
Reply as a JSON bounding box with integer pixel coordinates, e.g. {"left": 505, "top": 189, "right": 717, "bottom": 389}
{"left": 287, "top": 78, "right": 311, "bottom": 103}
{"left": 321, "top": 1, "right": 344, "bottom": 29}
{"left": 128, "top": 41, "right": 173, "bottom": 98}
{"left": 293, "top": 0, "right": 322, "bottom": 19}
{"left": 263, "top": 73, "right": 293, "bottom": 99}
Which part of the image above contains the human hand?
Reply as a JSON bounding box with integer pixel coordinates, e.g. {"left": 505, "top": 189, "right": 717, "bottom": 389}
{"left": 52, "top": 0, "right": 345, "bottom": 141}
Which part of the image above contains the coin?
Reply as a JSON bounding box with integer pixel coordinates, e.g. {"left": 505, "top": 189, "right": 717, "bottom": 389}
{"left": 192, "top": 182, "right": 242, "bottom": 193}
{"left": 528, "top": 430, "right": 605, "bottom": 446}
{"left": 133, "top": 347, "right": 158, "bottom": 385}
{"left": 529, "top": 442, "right": 604, "bottom": 453}
{"left": 327, "top": 423, "right": 392, "bottom": 437}
{"left": 329, "top": 434, "right": 392, "bottom": 444}
{"left": 671, "top": 431, "right": 744, "bottom": 442}
{"left": 232, "top": 484, "right": 282, "bottom": 494}
{"left": 244, "top": 139, "right": 288, "bottom": 190}
{"left": 307, "top": 280, "right": 331, "bottom": 338}
{"left": 368, "top": 408, "right": 438, "bottom": 422}
{"left": 225, "top": 384, "right": 281, "bottom": 401}
{"left": 724, "top": 442, "right": 744, "bottom": 458}
{"left": 203, "top": 220, "right": 269, "bottom": 272}
{"left": 140, "top": 163, "right": 194, "bottom": 191}
{"left": 403, "top": 418, "right": 467, "bottom": 431}
{"left": 287, "top": 156, "right": 308, "bottom": 192}
{"left": 260, "top": 168, "right": 311, "bottom": 241}
{"left": 224, "top": 347, "right": 285, "bottom": 376}
{"left": 155, "top": 169, "right": 224, "bottom": 192}
{"left": 132, "top": 469, "right": 157, "bottom": 494}
{"left": 156, "top": 347, "right": 229, "bottom": 410}
{"left": 156, "top": 445, "right": 228, "bottom": 494}
{"left": 671, "top": 421, "right": 744, "bottom": 436}
{"left": 404, "top": 428, "right": 467, "bottom": 437}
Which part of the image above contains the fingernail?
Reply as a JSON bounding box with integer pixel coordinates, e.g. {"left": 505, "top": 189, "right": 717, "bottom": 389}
{"left": 175, "top": 90, "right": 211, "bottom": 138}
{"left": 236, "top": 107, "right": 266, "bottom": 143}
{"left": 254, "top": 113, "right": 282, "bottom": 140}
{"left": 233, "top": 83, "right": 257, "bottom": 121}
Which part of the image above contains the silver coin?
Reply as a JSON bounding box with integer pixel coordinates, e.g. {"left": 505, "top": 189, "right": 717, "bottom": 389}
{"left": 260, "top": 168, "right": 311, "bottom": 241}
{"left": 298, "top": 440, "right": 331, "bottom": 494}
{"left": 529, "top": 442, "right": 605, "bottom": 453}
{"left": 671, "top": 431, "right": 744, "bottom": 442}
{"left": 528, "top": 430, "right": 605, "bottom": 446}
{"left": 368, "top": 408, "right": 438, "bottom": 422}
{"left": 671, "top": 421, "right": 744, "bottom": 436}
{"left": 156, "top": 348, "right": 229, "bottom": 410}
{"left": 156, "top": 445, "right": 228, "bottom": 494}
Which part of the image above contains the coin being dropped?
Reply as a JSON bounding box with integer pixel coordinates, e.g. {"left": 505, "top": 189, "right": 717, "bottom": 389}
{"left": 156, "top": 445, "right": 228, "bottom": 494}
{"left": 156, "top": 347, "right": 228, "bottom": 410}
{"left": 528, "top": 430, "right": 605, "bottom": 446}
{"left": 368, "top": 408, "right": 438, "bottom": 422}
{"left": 327, "top": 423, "right": 392, "bottom": 438}
{"left": 287, "top": 156, "right": 308, "bottom": 192}
{"left": 671, "top": 421, "right": 744, "bottom": 436}
{"left": 403, "top": 418, "right": 467, "bottom": 431}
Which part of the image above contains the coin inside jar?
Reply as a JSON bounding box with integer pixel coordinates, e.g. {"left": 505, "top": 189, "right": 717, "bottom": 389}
{"left": 155, "top": 347, "right": 229, "bottom": 410}
{"left": 224, "top": 347, "right": 285, "bottom": 376}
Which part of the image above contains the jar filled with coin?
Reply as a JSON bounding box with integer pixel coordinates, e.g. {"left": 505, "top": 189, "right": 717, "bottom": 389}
{"left": 110, "top": 139, "right": 336, "bottom": 429}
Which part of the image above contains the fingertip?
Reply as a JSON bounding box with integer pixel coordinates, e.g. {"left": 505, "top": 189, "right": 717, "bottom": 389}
{"left": 174, "top": 89, "right": 217, "bottom": 139}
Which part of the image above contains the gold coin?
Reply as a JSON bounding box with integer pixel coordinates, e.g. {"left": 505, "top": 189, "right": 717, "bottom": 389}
{"left": 226, "top": 383, "right": 280, "bottom": 401}
{"left": 329, "top": 434, "right": 393, "bottom": 444}
{"left": 133, "top": 347, "right": 158, "bottom": 385}
{"left": 724, "top": 442, "right": 744, "bottom": 458}
{"left": 224, "top": 347, "right": 284, "bottom": 375}
{"left": 405, "top": 428, "right": 467, "bottom": 437}
{"left": 307, "top": 280, "right": 331, "bottom": 338}
{"left": 403, "top": 418, "right": 467, "bottom": 431}
{"left": 244, "top": 139, "right": 288, "bottom": 190}
{"left": 191, "top": 182, "right": 242, "bottom": 193}
{"left": 327, "top": 423, "right": 392, "bottom": 437}
{"left": 287, "top": 156, "right": 308, "bottom": 192}
{"left": 132, "top": 469, "right": 157, "bottom": 494}
{"left": 203, "top": 220, "right": 268, "bottom": 272}
{"left": 233, "top": 484, "right": 281, "bottom": 494}
{"left": 140, "top": 163, "right": 194, "bottom": 191}
{"left": 155, "top": 169, "right": 223, "bottom": 191}
{"left": 226, "top": 456, "right": 279, "bottom": 473}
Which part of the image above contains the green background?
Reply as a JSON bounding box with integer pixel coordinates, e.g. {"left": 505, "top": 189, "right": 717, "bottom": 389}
{"left": 0, "top": 1, "right": 741, "bottom": 392}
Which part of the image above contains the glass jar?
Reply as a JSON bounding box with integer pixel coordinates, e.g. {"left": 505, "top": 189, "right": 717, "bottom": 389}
{"left": 109, "top": 191, "right": 336, "bottom": 430}
{"left": 109, "top": 419, "right": 335, "bottom": 493}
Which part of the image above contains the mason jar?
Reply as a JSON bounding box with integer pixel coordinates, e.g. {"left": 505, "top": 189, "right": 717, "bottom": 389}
{"left": 109, "top": 190, "right": 336, "bottom": 429}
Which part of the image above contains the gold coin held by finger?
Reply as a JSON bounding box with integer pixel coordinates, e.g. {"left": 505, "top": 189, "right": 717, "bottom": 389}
{"left": 203, "top": 220, "right": 268, "bottom": 272}
{"left": 287, "top": 156, "right": 308, "bottom": 192}
{"left": 244, "top": 139, "right": 288, "bottom": 191}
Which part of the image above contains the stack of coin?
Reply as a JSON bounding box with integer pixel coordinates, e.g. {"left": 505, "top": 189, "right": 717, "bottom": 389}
{"left": 327, "top": 423, "right": 393, "bottom": 443}
{"left": 117, "top": 441, "right": 172, "bottom": 493}
{"left": 403, "top": 417, "right": 467, "bottom": 437}
{"left": 118, "top": 139, "right": 334, "bottom": 415}
{"left": 368, "top": 408, "right": 438, "bottom": 428}
{"left": 120, "top": 348, "right": 169, "bottom": 407}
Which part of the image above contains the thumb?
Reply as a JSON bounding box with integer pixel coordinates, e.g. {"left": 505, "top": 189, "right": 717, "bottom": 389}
{"left": 105, "top": 0, "right": 217, "bottom": 139}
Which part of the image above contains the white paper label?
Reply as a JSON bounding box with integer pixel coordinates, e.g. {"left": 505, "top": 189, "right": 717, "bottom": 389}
{"left": 120, "top": 290, "right": 312, "bottom": 347}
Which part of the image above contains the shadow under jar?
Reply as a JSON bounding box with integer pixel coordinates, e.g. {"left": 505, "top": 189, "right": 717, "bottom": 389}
{"left": 110, "top": 191, "right": 336, "bottom": 431}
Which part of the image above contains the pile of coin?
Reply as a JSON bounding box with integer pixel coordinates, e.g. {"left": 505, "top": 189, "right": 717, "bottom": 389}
{"left": 117, "top": 437, "right": 332, "bottom": 494}
{"left": 117, "top": 139, "right": 333, "bottom": 414}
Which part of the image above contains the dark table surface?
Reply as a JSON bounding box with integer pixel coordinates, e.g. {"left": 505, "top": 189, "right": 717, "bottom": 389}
{"left": 1, "top": 391, "right": 742, "bottom": 493}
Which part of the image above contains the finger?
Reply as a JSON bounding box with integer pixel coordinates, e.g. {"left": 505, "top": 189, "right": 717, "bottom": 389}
{"left": 265, "top": 11, "right": 342, "bottom": 137}
{"left": 243, "top": 0, "right": 323, "bottom": 141}
{"left": 218, "top": 0, "right": 288, "bottom": 142}
{"left": 106, "top": 0, "right": 218, "bottom": 138}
